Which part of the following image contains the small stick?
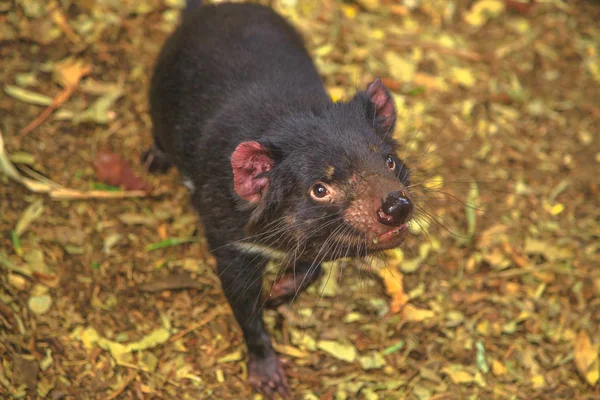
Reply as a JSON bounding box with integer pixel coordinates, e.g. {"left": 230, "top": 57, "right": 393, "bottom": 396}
{"left": 168, "top": 307, "right": 225, "bottom": 343}
{"left": 102, "top": 369, "right": 136, "bottom": 400}
{"left": 19, "top": 65, "right": 91, "bottom": 136}
{"left": 389, "top": 39, "right": 484, "bottom": 62}
{"left": 49, "top": 188, "right": 149, "bottom": 200}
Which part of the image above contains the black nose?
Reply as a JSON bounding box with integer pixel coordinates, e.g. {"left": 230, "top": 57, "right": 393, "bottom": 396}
{"left": 377, "top": 191, "right": 412, "bottom": 227}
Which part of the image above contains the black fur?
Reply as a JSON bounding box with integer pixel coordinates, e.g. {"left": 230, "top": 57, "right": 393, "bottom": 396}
{"left": 146, "top": 2, "right": 410, "bottom": 397}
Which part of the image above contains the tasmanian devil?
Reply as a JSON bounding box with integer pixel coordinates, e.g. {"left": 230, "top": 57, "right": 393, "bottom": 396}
{"left": 143, "top": 0, "right": 414, "bottom": 397}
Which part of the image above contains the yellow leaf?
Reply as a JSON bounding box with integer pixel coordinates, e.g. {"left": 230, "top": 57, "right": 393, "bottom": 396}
{"left": 384, "top": 52, "right": 416, "bottom": 83}
{"left": 531, "top": 374, "right": 545, "bottom": 388}
{"left": 476, "top": 320, "right": 489, "bottom": 336}
{"left": 317, "top": 340, "right": 357, "bottom": 362}
{"left": 442, "top": 365, "right": 474, "bottom": 384}
{"left": 543, "top": 201, "right": 564, "bottom": 216}
{"left": 492, "top": 360, "right": 507, "bottom": 376}
{"left": 217, "top": 350, "right": 243, "bottom": 363}
{"left": 342, "top": 5, "right": 358, "bottom": 19}
{"left": 451, "top": 67, "right": 476, "bottom": 88}
{"left": 53, "top": 58, "right": 91, "bottom": 88}
{"left": 402, "top": 304, "right": 435, "bottom": 322}
{"left": 273, "top": 343, "right": 308, "bottom": 359}
{"left": 464, "top": 0, "right": 505, "bottom": 27}
{"left": 574, "top": 330, "right": 600, "bottom": 386}
{"left": 378, "top": 267, "right": 408, "bottom": 313}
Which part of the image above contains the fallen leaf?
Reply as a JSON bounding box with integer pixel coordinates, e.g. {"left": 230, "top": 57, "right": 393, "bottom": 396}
{"left": 317, "top": 340, "right": 357, "bottom": 362}
{"left": 384, "top": 51, "right": 416, "bottom": 83}
{"left": 13, "top": 356, "right": 39, "bottom": 395}
{"left": 464, "top": 0, "right": 505, "bottom": 27}
{"left": 451, "top": 67, "right": 477, "bottom": 88}
{"left": 24, "top": 249, "right": 48, "bottom": 274}
{"left": 71, "top": 321, "right": 172, "bottom": 364}
{"left": 4, "top": 85, "right": 53, "bottom": 106}
{"left": 442, "top": 364, "right": 474, "bottom": 384}
{"left": 53, "top": 58, "right": 90, "bottom": 88}
{"left": 103, "top": 233, "right": 122, "bottom": 254}
{"left": 378, "top": 267, "right": 408, "bottom": 313}
{"left": 503, "top": 0, "right": 534, "bottom": 14}
{"left": 39, "top": 349, "right": 53, "bottom": 371}
{"left": 217, "top": 350, "right": 243, "bottom": 363}
{"left": 574, "top": 330, "right": 600, "bottom": 386}
{"left": 145, "top": 237, "right": 197, "bottom": 252}
{"left": 402, "top": 304, "right": 435, "bottom": 322}
{"left": 359, "top": 352, "right": 387, "bottom": 370}
{"left": 74, "top": 90, "right": 123, "bottom": 124}
{"left": 524, "top": 238, "right": 574, "bottom": 261}
{"left": 383, "top": 340, "right": 405, "bottom": 355}
{"left": 15, "top": 199, "right": 44, "bottom": 237}
{"left": 137, "top": 272, "right": 204, "bottom": 292}
{"left": 28, "top": 295, "right": 52, "bottom": 315}
{"left": 94, "top": 150, "right": 150, "bottom": 192}
{"left": 137, "top": 351, "right": 158, "bottom": 373}
{"left": 273, "top": 343, "right": 308, "bottom": 358}
{"left": 492, "top": 360, "right": 507, "bottom": 376}
{"left": 476, "top": 340, "right": 489, "bottom": 374}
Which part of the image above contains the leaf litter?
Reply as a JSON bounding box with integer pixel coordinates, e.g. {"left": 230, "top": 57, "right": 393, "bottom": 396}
{"left": 0, "top": 0, "right": 599, "bottom": 398}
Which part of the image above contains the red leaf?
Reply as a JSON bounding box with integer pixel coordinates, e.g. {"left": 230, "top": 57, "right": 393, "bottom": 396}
{"left": 94, "top": 150, "right": 150, "bottom": 192}
{"left": 504, "top": 0, "right": 535, "bottom": 14}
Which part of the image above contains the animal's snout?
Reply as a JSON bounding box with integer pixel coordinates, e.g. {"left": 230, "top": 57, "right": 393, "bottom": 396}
{"left": 377, "top": 191, "right": 412, "bottom": 227}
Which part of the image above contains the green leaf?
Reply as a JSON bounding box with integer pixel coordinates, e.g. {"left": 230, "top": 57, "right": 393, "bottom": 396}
{"left": 145, "top": 237, "right": 198, "bottom": 252}
{"left": 15, "top": 199, "right": 44, "bottom": 237}
{"left": 4, "top": 85, "right": 53, "bottom": 106}
{"left": 383, "top": 340, "right": 405, "bottom": 355}
{"left": 476, "top": 340, "right": 489, "bottom": 374}
{"left": 11, "top": 231, "right": 22, "bottom": 257}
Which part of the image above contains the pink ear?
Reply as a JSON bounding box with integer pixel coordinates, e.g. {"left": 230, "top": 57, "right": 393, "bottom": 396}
{"left": 366, "top": 78, "right": 396, "bottom": 131}
{"left": 231, "top": 141, "right": 274, "bottom": 203}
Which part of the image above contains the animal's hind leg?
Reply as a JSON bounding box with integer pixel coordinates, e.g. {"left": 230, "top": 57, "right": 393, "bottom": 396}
{"left": 265, "top": 261, "right": 323, "bottom": 309}
{"left": 141, "top": 142, "right": 172, "bottom": 174}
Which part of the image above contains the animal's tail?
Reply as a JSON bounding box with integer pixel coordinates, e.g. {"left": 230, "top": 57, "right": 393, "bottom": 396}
{"left": 185, "top": 0, "right": 203, "bottom": 13}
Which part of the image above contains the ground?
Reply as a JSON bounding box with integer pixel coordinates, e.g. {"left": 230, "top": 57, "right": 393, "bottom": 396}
{"left": 1, "top": 0, "right": 599, "bottom": 399}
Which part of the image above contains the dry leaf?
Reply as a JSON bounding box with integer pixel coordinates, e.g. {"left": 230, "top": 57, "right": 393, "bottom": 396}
{"left": 94, "top": 150, "right": 150, "bottom": 192}
{"left": 442, "top": 364, "right": 474, "bottom": 384}
{"left": 402, "top": 304, "right": 435, "bottom": 322}
{"left": 378, "top": 267, "right": 408, "bottom": 313}
{"left": 574, "top": 330, "right": 600, "bottom": 386}
{"left": 317, "top": 340, "right": 357, "bottom": 362}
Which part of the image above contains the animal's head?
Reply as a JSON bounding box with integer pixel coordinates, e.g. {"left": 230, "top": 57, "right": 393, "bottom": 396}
{"left": 230, "top": 78, "right": 413, "bottom": 260}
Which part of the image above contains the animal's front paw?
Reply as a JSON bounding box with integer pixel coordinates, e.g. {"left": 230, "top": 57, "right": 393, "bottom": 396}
{"left": 141, "top": 145, "right": 172, "bottom": 174}
{"left": 248, "top": 353, "right": 290, "bottom": 399}
{"left": 265, "top": 275, "right": 299, "bottom": 309}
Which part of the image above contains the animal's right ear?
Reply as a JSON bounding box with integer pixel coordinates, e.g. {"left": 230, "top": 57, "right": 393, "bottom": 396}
{"left": 365, "top": 78, "right": 397, "bottom": 137}
{"left": 231, "top": 141, "right": 274, "bottom": 204}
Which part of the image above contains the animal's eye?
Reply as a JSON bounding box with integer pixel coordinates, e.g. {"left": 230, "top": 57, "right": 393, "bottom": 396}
{"left": 310, "top": 183, "right": 330, "bottom": 201}
{"left": 386, "top": 155, "right": 396, "bottom": 170}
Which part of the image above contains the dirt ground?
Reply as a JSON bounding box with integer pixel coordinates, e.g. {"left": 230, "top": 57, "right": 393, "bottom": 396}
{"left": 1, "top": 0, "right": 599, "bottom": 399}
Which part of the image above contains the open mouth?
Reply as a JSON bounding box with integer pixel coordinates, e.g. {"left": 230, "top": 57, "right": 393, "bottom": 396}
{"left": 370, "top": 224, "right": 407, "bottom": 249}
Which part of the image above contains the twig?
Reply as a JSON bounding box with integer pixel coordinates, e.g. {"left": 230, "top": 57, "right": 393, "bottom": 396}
{"left": 19, "top": 65, "right": 91, "bottom": 136}
{"left": 389, "top": 39, "right": 484, "bottom": 62}
{"left": 49, "top": 188, "right": 149, "bottom": 200}
{"left": 168, "top": 307, "right": 226, "bottom": 343}
{"left": 20, "top": 86, "right": 77, "bottom": 136}
{"left": 116, "top": 361, "right": 181, "bottom": 388}
{"left": 103, "top": 369, "right": 136, "bottom": 400}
